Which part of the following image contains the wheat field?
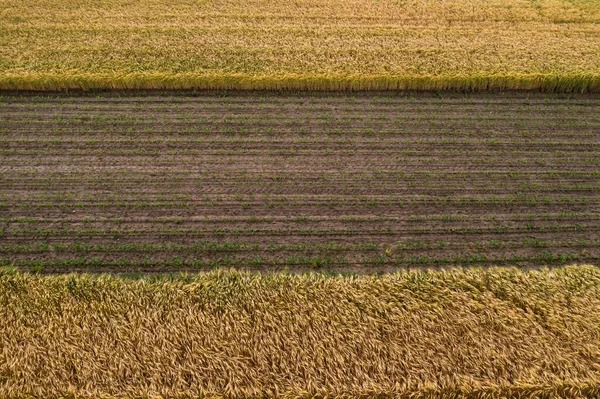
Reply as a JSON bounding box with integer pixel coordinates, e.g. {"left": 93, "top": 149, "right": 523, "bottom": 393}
{"left": 1, "top": 266, "right": 600, "bottom": 398}
{"left": 1, "top": 0, "right": 600, "bottom": 91}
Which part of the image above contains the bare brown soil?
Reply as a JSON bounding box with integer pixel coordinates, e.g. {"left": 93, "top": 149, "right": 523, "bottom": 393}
{"left": 0, "top": 91, "right": 598, "bottom": 274}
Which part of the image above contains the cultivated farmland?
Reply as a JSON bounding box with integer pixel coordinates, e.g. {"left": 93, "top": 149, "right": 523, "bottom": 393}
{"left": 1, "top": 0, "right": 600, "bottom": 91}
{"left": 3, "top": 0, "right": 600, "bottom": 397}
{"left": 2, "top": 267, "right": 600, "bottom": 398}
{"left": 1, "top": 92, "right": 598, "bottom": 274}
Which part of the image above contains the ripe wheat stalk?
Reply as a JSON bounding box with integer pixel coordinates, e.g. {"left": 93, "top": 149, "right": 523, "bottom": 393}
{"left": 1, "top": 265, "right": 600, "bottom": 398}
{"left": 1, "top": 0, "right": 599, "bottom": 91}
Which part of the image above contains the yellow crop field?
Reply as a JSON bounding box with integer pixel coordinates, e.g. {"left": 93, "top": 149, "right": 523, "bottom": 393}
{"left": 1, "top": 0, "right": 600, "bottom": 91}
{"left": 2, "top": 266, "right": 600, "bottom": 398}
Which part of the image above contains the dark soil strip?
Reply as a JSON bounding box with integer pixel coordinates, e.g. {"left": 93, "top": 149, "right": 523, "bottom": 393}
{"left": 0, "top": 91, "right": 598, "bottom": 274}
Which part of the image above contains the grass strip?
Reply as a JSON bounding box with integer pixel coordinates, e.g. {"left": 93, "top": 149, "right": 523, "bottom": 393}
{"left": 1, "top": 266, "right": 600, "bottom": 398}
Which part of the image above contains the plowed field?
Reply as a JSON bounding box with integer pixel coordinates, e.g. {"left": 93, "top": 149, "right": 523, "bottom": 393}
{"left": 0, "top": 92, "right": 599, "bottom": 274}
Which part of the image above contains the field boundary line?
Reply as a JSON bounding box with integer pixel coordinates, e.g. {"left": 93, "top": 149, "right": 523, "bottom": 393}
{"left": 2, "top": 73, "right": 600, "bottom": 92}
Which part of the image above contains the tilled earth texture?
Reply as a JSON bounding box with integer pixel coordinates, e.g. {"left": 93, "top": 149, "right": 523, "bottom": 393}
{"left": 0, "top": 91, "right": 598, "bottom": 274}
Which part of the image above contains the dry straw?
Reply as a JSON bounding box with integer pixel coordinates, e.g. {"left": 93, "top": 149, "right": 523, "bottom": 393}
{"left": 1, "top": 0, "right": 600, "bottom": 91}
{"left": 1, "top": 266, "right": 600, "bottom": 398}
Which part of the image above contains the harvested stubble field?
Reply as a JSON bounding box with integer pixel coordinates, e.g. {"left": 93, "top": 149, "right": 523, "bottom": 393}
{"left": 0, "top": 91, "right": 599, "bottom": 274}
{"left": 1, "top": 0, "right": 600, "bottom": 91}
{"left": 1, "top": 266, "right": 600, "bottom": 398}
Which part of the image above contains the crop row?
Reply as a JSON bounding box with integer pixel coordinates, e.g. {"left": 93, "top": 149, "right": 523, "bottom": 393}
{"left": 1, "top": 212, "right": 596, "bottom": 224}
{"left": 2, "top": 238, "right": 598, "bottom": 254}
{"left": 3, "top": 251, "right": 596, "bottom": 273}
{"left": 3, "top": 127, "right": 599, "bottom": 140}
{"left": 4, "top": 156, "right": 597, "bottom": 168}
{"left": 2, "top": 223, "right": 597, "bottom": 237}
{"left": 2, "top": 170, "right": 598, "bottom": 180}
{"left": 0, "top": 195, "right": 595, "bottom": 209}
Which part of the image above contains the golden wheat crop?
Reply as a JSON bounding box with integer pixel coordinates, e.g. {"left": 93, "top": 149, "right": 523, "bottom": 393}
{"left": 1, "top": 266, "right": 600, "bottom": 398}
{"left": 1, "top": 0, "right": 600, "bottom": 91}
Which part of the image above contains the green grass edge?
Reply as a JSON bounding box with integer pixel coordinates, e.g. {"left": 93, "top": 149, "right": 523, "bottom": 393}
{"left": 2, "top": 73, "right": 600, "bottom": 92}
